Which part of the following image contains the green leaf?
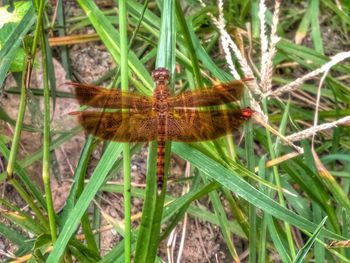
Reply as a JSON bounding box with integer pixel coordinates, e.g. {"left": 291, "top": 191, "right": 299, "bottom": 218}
{"left": 0, "top": 3, "right": 36, "bottom": 86}
{"left": 0, "top": 1, "right": 32, "bottom": 27}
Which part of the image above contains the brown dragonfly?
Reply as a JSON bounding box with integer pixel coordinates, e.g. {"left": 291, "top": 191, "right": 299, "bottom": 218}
{"left": 69, "top": 68, "right": 253, "bottom": 189}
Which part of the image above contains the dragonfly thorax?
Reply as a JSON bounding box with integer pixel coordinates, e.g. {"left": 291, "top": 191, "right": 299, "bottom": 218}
{"left": 153, "top": 100, "right": 169, "bottom": 113}
{"left": 153, "top": 82, "right": 170, "bottom": 113}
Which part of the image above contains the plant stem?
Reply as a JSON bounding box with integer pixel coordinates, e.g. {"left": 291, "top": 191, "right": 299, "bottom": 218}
{"left": 41, "top": 26, "right": 57, "bottom": 242}
{"left": 118, "top": 0, "right": 132, "bottom": 261}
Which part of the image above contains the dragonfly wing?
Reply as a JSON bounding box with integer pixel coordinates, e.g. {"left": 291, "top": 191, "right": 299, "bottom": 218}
{"left": 72, "top": 111, "right": 157, "bottom": 142}
{"left": 69, "top": 82, "right": 153, "bottom": 111}
{"left": 166, "top": 108, "right": 251, "bottom": 142}
{"left": 168, "top": 80, "right": 247, "bottom": 108}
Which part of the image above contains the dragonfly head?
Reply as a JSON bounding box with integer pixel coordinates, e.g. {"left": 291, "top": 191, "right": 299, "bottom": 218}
{"left": 152, "top": 67, "right": 171, "bottom": 83}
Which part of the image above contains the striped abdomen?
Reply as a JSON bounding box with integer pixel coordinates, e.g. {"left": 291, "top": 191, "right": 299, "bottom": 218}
{"left": 156, "top": 139, "right": 166, "bottom": 189}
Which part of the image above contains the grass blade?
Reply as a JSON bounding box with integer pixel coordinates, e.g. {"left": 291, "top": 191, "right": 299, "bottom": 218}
{"left": 46, "top": 143, "right": 123, "bottom": 262}
{"left": 293, "top": 217, "right": 328, "bottom": 263}
{"left": 172, "top": 142, "right": 343, "bottom": 240}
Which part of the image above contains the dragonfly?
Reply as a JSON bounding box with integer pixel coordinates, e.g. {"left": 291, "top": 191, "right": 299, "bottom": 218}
{"left": 69, "top": 67, "right": 253, "bottom": 189}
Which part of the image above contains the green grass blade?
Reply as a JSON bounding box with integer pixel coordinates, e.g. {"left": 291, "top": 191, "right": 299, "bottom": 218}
{"left": 118, "top": 0, "right": 132, "bottom": 261}
{"left": 322, "top": 0, "right": 350, "bottom": 25}
{"left": 134, "top": 142, "right": 158, "bottom": 263}
{"left": 266, "top": 215, "right": 292, "bottom": 263}
{"left": 244, "top": 89, "right": 257, "bottom": 263}
{"left": 0, "top": 222, "right": 30, "bottom": 248}
{"left": 208, "top": 185, "right": 240, "bottom": 261}
{"left": 312, "top": 203, "right": 326, "bottom": 263}
{"left": 293, "top": 217, "right": 328, "bottom": 263}
{"left": 294, "top": 5, "right": 310, "bottom": 44}
{"left": 76, "top": 0, "right": 153, "bottom": 90}
{"left": 0, "top": 140, "right": 46, "bottom": 207}
{"left": 172, "top": 142, "right": 343, "bottom": 240}
{"left": 258, "top": 156, "right": 268, "bottom": 263}
{"left": 175, "top": 0, "right": 203, "bottom": 87}
{"left": 310, "top": 0, "right": 323, "bottom": 54}
{"left": 0, "top": 201, "right": 47, "bottom": 234}
{"left": 56, "top": 0, "right": 71, "bottom": 78}
{"left": 41, "top": 29, "right": 57, "bottom": 242}
{"left": 59, "top": 136, "right": 98, "bottom": 253}
{"left": 46, "top": 143, "right": 123, "bottom": 262}
{"left": 262, "top": 97, "right": 296, "bottom": 259}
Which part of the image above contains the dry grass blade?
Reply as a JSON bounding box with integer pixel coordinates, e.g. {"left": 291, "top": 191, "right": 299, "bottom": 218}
{"left": 266, "top": 51, "right": 350, "bottom": 97}
{"left": 285, "top": 116, "right": 350, "bottom": 142}
{"left": 254, "top": 151, "right": 303, "bottom": 173}
{"left": 48, "top": 33, "right": 100, "bottom": 46}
